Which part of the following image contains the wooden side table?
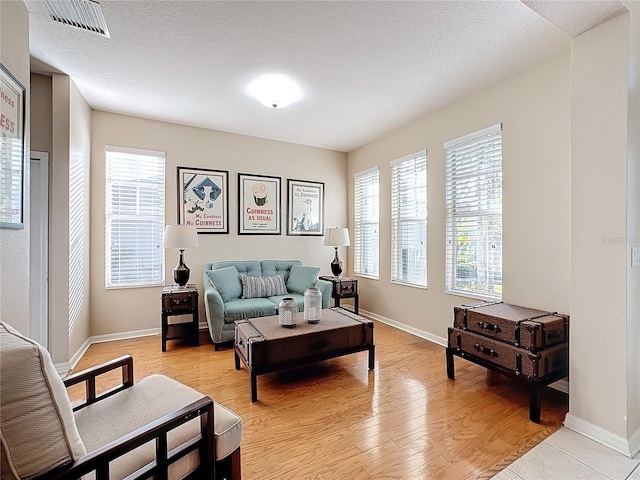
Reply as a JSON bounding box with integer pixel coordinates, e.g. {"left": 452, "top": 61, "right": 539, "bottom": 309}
{"left": 319, "top": 276, "right": 359, "bottom": 314}
{"left": 161, "top": 285, "right": 199, "bottom": 352}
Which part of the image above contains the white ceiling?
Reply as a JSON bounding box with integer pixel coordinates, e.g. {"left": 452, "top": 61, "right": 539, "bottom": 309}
{"left": 26, "top": 0, "right": 626, "bottom": 153}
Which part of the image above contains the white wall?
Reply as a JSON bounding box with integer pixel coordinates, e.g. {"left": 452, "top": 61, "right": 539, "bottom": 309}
{"left": 347, "top": 53, "right": 571, "bottom": 342}
{"left": 89, "top": 111, "right": 348, "bottom": 337}
{"left": 567, "top": 11, "right": 638, "bottom": 456}
{"left": 67, "top": 79, "right": 92, "bottom": 358}
{"left": 49, "top": 74, "right": 71, "bottom": 364}
{"left": 30, "top": 72, "right": 92, "bottom": 367}
{"left": 0, "top": 0, "right": 30, "bottom": 336}
{"left": 624, "top": 0, "right": 640, "bottom": 453}
{"left": 30, "top": 74, "right": 52, "bottom": 153}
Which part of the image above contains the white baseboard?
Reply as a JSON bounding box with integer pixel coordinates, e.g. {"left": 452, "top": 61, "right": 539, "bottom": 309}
{"left": 66, "top": 325, "right": 212, "bottom": 373}
{"left": 68, "top": 337, "right": 92, "bottom": 373}
{"left": 359, "top": 308, "right": 447, "bottom": 347}
{"left": 68, "top": 312, "right": 445, "bottom": 375}
{"left": 65, "top": 312, "right": 570, "bottom": 396}
{"left": 88, "top": 327, "right": 161, "bottom": 345}
{"left": 564, "top": 412, "right": 637, "bottom": 458}
{"left": 360, "top": 308, "right": 569, "bottom": 394}
{"left": 67, "top": 327, "right": 161, "bottom": 371}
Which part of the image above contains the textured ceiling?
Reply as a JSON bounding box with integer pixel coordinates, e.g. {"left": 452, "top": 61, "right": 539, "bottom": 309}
{"left": 26, "top": 0, "right": 625, "bottom": 153}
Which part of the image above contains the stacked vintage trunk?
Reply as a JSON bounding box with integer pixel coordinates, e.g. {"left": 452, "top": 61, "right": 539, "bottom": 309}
{"left": 446, "top": 301, "right": 569, "bottom": 422}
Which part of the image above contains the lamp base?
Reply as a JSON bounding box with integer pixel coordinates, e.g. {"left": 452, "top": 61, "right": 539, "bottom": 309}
{"left": 330, "top": 247, "right": 343, "bottom": 277}
{"left": 173, "top": 249, "right": 190, "bottom": 286}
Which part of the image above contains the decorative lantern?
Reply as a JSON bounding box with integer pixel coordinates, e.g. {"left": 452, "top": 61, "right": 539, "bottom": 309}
{"left": 304, "top": 287, "right": 322, "bottom": 323}
{"left": 277, "top": 297, "right": 298, "bottom": 328}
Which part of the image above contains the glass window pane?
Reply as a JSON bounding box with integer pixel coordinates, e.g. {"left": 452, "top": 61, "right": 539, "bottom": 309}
{"left": 105, "top": 147, "right": 165, "bottom": 288}
{"left": 445, "top": 125, "right": 502, "bottom": 299}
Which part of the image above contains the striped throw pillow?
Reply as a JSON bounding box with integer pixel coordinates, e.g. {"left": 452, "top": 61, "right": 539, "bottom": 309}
{"left": 240, "top": 274, "right": 288, "bottom": 299}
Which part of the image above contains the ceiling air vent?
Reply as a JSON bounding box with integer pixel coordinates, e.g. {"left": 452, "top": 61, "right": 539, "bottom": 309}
{"left": 42, "top": 0, "right": 110, "bottom": 38}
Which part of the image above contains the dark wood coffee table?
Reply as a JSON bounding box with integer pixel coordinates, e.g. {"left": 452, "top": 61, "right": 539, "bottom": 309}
{"left": 234, "top": 307, "right": 375, "bottom": 402}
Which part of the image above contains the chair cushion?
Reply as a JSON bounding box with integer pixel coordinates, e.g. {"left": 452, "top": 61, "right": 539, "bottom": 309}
{"left": 206, "top": 266, "right": 242, "bottom": 302}
{"left": 286, "top": 265, "right": 320, "bottom": 294}
{"left": 213, "top": 401, "right": 244, "bottom": 460}
{"left": 74, "top": 374, "right": 243, "bottom": 478}
{"left": 0, "top": 322, "right": 87, "bottom": 479}
{"left": 240, "top": 274, "right": 288, "bottom": 299}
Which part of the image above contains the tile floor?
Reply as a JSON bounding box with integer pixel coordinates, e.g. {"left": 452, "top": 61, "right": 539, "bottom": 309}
{"left": 492, "top": 428, "right": 640, "bottom": 480}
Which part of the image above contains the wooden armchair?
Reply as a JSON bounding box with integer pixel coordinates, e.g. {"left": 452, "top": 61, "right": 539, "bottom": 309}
{"left": 0, "top": 322, "right": 242, "bottom": 480}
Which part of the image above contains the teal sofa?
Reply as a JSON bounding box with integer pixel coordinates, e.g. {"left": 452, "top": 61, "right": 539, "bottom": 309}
{"left": 203, "top": 260, "right": 332, "bottom": 349}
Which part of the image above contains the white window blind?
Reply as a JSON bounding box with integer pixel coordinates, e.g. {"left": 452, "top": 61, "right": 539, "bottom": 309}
{"left": 68, "top": 152, "right": 84, "bottom": 332}
{"left": 354, "top": 167, "right": 379, "bottom": 278}
{"left": 445, "top": 124, "right": 502, "bottom": 299}
{"left": 391, "top": 151, "right": 427, "bottom": 287}
{"left": 0, "top": 136, "right": 23, "bottom": 227}
{"left": 105, "top": 146, "right": 165, "bottom": 288}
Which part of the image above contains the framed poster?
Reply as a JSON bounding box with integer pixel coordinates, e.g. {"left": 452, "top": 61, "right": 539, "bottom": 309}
{"left": 177, "top": 166, "right": 229, "bottom": 233}
{"left": 0, "top": 64, "right": 25, "bottom": 229}
{"left": 238, "top": 173, "right": 281, "bottom": 235}
{"left": 287, "top": 179, "right": 324, "bottom": 236}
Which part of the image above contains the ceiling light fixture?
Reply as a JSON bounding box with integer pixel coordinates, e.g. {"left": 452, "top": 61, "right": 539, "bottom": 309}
{"left": 248, "top": 73, "right": 303, "bottom": 110}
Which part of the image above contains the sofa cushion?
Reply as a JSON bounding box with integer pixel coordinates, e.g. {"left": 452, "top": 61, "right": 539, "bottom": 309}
{"left": 0, "top": 322, "right": 87, "bottom": 479}
{"left": 207, "top": 266, "right": 242, "bottom": 302}
{"left": 240, "top": 274, "right": 288, "bottom": 299}
{"left": 286, "top": 265, "right": 320, "bottom": 294}
{"left": 268, "top": 293, "right": 305, "bottom": 311}
{"left": 261, "top": 260, "right": 302, "bottom": 282}
{"left": 223, "top": 298, "right": 277, "bottom": 322}
{"left": 214, "top": 260, "right": 262, "bottom": 277}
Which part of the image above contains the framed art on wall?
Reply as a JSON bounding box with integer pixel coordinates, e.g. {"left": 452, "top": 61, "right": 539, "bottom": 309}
{"left": 238, "top": 173, "right": 281, "bottom": 235}
{"left": 177, "top": 166, "right": 229, "bottom": 233}
{"left": 286, "top": 179, "right": 324, "bottom": 236}
{"left": 0, "top": 64, "right": 25, "bottom": 229}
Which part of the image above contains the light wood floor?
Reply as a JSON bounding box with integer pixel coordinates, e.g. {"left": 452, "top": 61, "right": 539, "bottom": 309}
{"left": 68, "top": 320, "right": 568, "bottom": 479}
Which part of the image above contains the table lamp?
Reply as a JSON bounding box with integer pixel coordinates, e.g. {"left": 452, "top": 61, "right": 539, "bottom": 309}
{"left": 323, "top": 227, "right": 350, "bottom": 276}
{"left": 163, "top": 225, "right": 199, "bottom": 286}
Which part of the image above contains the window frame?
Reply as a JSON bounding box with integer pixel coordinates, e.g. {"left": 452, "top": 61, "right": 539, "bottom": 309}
{"left": 353, "top": 167, "right": 380, "bottom": 279}
{"left": 105, "top": 146, "right": 166, "bottom": 289}
{"left": 444, "top": 124, "right": 503, "bottom": 300}
{"left": 390, "top": 150, "right": 427, "bottom": 288}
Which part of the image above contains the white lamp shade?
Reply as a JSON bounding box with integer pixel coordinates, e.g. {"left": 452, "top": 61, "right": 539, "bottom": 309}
{"left": 163, "top": 225, "right": 199, "bottom": 248}
{"left": 323, "top": 227, "right": 350, "bottom": 247}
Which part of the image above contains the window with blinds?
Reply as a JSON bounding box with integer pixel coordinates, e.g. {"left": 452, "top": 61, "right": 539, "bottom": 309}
{"left": 105, "top": 147, "right": 165, "bottom": 288}
{"left": 0, "top": 136, "right": 24, "bottom": 227}
{"left": 391, "top": 151, "right": 427, "bottom": 287}
{"left": 445, "top": 124, "right": 502, "bottom": 299}
{"left": 354, "top": 167, "right": 379, "bottom": 278}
